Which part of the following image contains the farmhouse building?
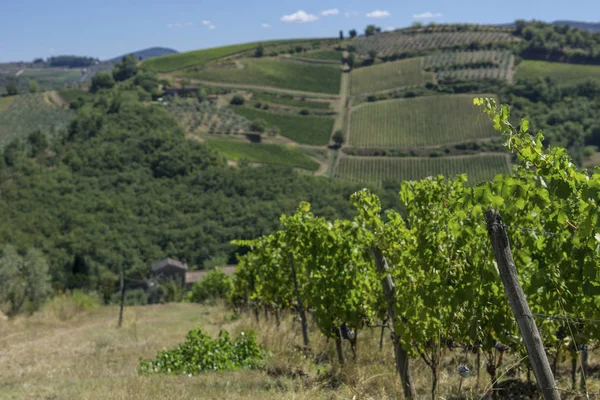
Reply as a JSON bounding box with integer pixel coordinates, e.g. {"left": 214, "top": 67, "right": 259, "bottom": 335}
{"left": 151, "top": 258, "right": 188, "bottom": 284}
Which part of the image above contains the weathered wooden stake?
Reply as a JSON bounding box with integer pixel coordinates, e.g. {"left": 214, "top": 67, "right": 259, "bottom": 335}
{"left": 275, "top": 305, "right": 281, "bottom": 328}
{"left": 580, "top": 347, "right": 588, "bottom": 392}
{"left": 264, "top": 304, "right": 269, "bottom": 322}
{"left": 335, "top": 327, "right": 346, "bottom": 365}
{"left": 289, "top": 254, "right": 310, "bottom": 347}
{"left": 571, "top": 354, "right": 577, "bottom": 390}
{"left": 244, "top": 289, "right": 250, "bottom": 317}
{"left": 118, "top": 268, "right": 125, "bottom": 328}
{"left": 485, "top": 209, "right": 560, "bottom": 400}
{"left": 476, "top": 350, "right": 481, "bottom": 388}
{"left": 371, "top": 246, "right": 416, "bottom": 399}
{"left": 379, "top": 317, "right": 387, "bottom": 352}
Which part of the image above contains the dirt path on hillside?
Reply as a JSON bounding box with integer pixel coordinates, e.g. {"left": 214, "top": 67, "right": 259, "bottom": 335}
{"left": 320, "top": 71, "right": 351, "bottom": 177}
{"left": 331, "top": 73, "right": 349, "bottom": 139}
{"left": 159, "top": 74, "right": 339, "bottom": 99}
{"left": 44, "top": 91, "right": 68, "bottom": 109}
{"left": 279, "top": 55, "right": 340, "bottom": 65}
{"left": 313, "top": 157, "right": 330, "bottom": 176}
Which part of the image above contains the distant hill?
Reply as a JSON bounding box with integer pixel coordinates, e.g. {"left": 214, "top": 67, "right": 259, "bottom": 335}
{"left": 552, "top": 20, "right": 600, "bottom": 32}
{"left": 496, "top": 20, "right": 600, "bottom": 32}
{"left": 105, "top": 47, "right": 178, "bottom": 63}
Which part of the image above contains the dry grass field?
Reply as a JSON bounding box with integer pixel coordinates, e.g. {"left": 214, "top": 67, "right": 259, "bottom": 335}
{"left": 2, "top": 301, "right": 598, "bottom": 400}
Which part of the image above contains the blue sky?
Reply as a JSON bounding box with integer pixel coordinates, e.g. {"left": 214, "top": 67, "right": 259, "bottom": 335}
{"left": 1, "top": 0, "right": 598, "bottom": 62}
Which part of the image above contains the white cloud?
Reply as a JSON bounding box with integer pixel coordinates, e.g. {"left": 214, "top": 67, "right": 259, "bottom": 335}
{"left": 202, "top": 20, "right": 211, "bottom": 25}
{"left": 209, "top": 25, "right": 216, "bottom": 30}
{"left": 366, "top": 10, "right": 390, "bottom": 18}
{"left": 167, "top": 22, "right": 194, "bottom": 28}
{"left": 386, "top": 26, "right": 395, "bottom": 32}
{"left": 321, "top": 8, "right": 339, "bottom": 16}
{"left": 261, "top": 23, "right": 271, "bottom": 28}
{"left": 344, "top": 11, "right": 359, "bottom": 18}
{"left": 412, "top": 11, "right": 443, "bottom": 19}
{"left": 49, "top": 47, "right": 55, "bottom": 54}
{"left": 281, "top": 10, "right": 319, "bottom": 23}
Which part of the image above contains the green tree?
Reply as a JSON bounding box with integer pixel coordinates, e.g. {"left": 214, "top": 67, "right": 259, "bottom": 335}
{"left": 250, "top": 119, "right": 267, "bottom": 133}
{"left": 230, "top": 95, "right": 245, "bottom": 105}
{"left": 346, "top": 54, "right": 355, "bottom": 68}
{"left": 368, "top": 49, "right": 378, "bottom": 60}
{"left": 5, "top": 80, "right": 18, "bottom": 95}
{"left": 339, "top": 30, "right": 344, "bottom": 40}
{"left": 188, "top": 269, "right": 234, "bottom": 303}
{"left": 90, "top": 72, "right": 115, "bottom": 93}
{"left": 27, "top": 130, "right": 48, "bottom": 157}
{"left": 0, "top": 245, "right": 52, "bottom": 317}
{"left": 133, "top": 70, "right": 159, "bottom": 95}
{"left": 28, "top": 80, "right": 39, "bottom": 93}
{"left": 112, "top": 54, "right": 138, "bottom": 82}
{"left": 349, "top": 29, "right": 357, "bottom": 38}
{"left": 255, "top": 44, "right": 265, "bottom": 58}
{"left": 332, "top": 130, "right": 345, "bottom": 147}
{"left": 365, "top": 25, "right": 380, "bottom": 36}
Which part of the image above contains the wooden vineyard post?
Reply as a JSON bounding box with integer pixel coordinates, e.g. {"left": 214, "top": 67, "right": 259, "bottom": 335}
{"left": 371, "top": 246, "right": 416, "bottom": 400}
{"left": 289, "top": 254, "right": 310, "bottom": 348}
{"left": 335, "top": 327, "right": 346, "bottom": 365}
{"left": 118, "top": 267, "right": 125, "bottom": 328}
{"left": 254, "top": 302, "right": 260, "bottom": 323}
{"left": 244, "top": 288, "right": 250, "bottom": 317}
{"left": 264, "top": 304, "right": 269, "bottom": 323}
{"left": 484, "top": 209, "right": 560, "bottom": 400}
{"left": 580, "top": 347, "right": 588, "bottom": 392}
{"left": 275, "top": 305, "right": 281, "bottom": 328}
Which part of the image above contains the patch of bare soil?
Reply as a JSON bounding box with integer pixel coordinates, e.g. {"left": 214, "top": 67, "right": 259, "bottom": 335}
{"left": 44, "top": 91, "right": 68, "bottom": 109}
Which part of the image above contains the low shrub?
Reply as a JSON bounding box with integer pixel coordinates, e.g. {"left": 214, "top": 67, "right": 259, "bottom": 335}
{"left": 137, "top": 328, "right": 266, "bottom": 375}
{"left": 110, "top": 288, "right": 148, "bottom": 306}
{"left": 188, "top": 269, "right": 233, "bottom": 303}
{"left": 46, "top": 290, "right": 102, "bottom": 321}
{"left": 72, "top": 290, "right": 102, "bottom": 310}
{"left": 230, "top": 95, "right": 245, "bottom": 105}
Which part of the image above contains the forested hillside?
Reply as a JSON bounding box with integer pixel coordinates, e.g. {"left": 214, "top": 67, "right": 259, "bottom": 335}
{"left": 4, "top": 16, "right": 600, "bottom": 400}
{"left": 2, "top": 19, "right": 600, "bottom": 305}
{"left": 0, "top": 62, "right": 387, "bottom": 295}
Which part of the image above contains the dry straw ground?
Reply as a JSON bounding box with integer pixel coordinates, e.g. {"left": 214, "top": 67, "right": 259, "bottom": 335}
{"left": 0, "top": 302, "right": 595, "bottom": 399}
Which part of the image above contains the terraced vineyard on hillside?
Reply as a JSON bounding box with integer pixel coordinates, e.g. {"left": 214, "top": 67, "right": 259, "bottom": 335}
{"left": 349, "top": 94, "right": 497, "bottom": 148}
{"left": 350, "top": 57, "right": 434, "bottom": 95}
{"left": 165, "top": 98, "right": 252, "bottom": 134}
{"left": 424, "top": 50, "right": 515, "bottom": 82}
{"left": 21, "top": 69, "right": 83, "bottom": 87}
{"left": 0, "top": 93, "right": 74, "bottom": 148}
{"left": 424, "top": 50, "right": 512, "bottom": 70}
{"left": 302, "top": 50, "right": 344, "bottom": 61}
{"left": 333, "top": 153, "right": 510, "bottom": 187}
{"left": 231, "top": 106, "right": 334, "bottom": 145}
{"left": 142, "top": 39, "right": 333, "bottom": 73}
{"left": 354, "top": 31, "right": 518, "bottom": 57}
{"left": 180, "top": 58, "right": 342, "bottom": 94}
{"left": 206, "top": 139, "right": 320, "bottom": 170}
{"left": 515, "top": 60, "right": 600, "bottom": 85}
{"left": 251, "top": 92, "right": 331, "bottom": 109}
